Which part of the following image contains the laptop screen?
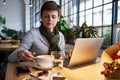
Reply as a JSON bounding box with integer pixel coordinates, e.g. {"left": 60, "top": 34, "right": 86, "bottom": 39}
{"left": 68, "top": 38, "right": 104, "bottom": 67}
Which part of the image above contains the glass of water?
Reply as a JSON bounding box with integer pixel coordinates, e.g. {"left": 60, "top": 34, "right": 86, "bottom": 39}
{"left": 51, "top": 51, "right": 65, "bottom": 76}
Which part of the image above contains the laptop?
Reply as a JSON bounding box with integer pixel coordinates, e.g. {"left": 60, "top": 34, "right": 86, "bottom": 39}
{"left": 64, "top": 38, "right": 104, "bottom": 68}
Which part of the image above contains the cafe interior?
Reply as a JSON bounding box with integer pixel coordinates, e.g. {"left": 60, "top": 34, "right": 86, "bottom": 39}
{"left": 0, "top": 0, "right": 120, "bottom": 80}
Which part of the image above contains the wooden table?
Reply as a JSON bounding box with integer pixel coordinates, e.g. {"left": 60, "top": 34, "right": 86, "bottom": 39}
{"left": 5, "top": 58, "right": 105, "bottom": 80}
{"left": 62, "top": 58, "right": 104, "bottom": 80}
{"left": 0, "top": 42, "right": 19, "bottom": 63}
{"left": 0, "top": 40, "right": 19, "bottom": 51}
{"left": 0, "top": 40, "right": 12, "bottom": 43}
{"left": 5, "top": 62, "right": 36, "bottom": 80}
{"left": 0, "top": 43, "right": 18, "bottom": 51}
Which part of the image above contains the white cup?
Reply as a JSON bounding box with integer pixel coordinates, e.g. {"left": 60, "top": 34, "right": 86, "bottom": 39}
{"left": 34, "top": 55, "right": 53, "bottom": 68}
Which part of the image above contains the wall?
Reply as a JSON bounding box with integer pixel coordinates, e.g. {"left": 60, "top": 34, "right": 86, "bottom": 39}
{"left": 0, "top": 0, "right": 25, "bottom": 32}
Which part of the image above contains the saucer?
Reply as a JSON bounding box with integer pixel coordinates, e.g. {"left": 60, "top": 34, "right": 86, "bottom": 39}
{"left": 33, "top": 63, "right": 52, "bottom": 70}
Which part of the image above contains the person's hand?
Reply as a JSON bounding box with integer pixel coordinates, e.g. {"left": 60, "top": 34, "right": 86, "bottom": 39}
{"left": 66, "top": 49, "right": 73, "bottom": 58}
{"left": 17, "top": 50, "right": 35, "bottom": 61}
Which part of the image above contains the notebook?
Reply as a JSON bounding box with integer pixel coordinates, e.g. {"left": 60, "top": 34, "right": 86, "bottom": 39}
{"left": 64, "top": 38, "right": 104, "bottom": 68}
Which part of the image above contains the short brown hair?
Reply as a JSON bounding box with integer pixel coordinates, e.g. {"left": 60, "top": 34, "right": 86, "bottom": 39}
{"left": 40, "top": 1, "right": 61, "bottom": 17}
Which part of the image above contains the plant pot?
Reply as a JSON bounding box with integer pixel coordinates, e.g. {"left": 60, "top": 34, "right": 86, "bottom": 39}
{"left": 65, "top": 34, "right": 75, "bottom": 44}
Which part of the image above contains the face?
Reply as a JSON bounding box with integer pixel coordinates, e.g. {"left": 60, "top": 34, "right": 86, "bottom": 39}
{"left": 41, "top": 10, "right": 59, "bottom": 30}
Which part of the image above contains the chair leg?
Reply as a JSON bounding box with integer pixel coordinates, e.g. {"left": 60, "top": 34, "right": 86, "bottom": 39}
{"left": 0, "top": 64, "right": 5, "bottom": 80}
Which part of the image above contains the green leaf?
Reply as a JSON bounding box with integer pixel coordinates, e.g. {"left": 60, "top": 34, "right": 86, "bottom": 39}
{"left": 1, "top": 26, "right": 23, "bottom": 39}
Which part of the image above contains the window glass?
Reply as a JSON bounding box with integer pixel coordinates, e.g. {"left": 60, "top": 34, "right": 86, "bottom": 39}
{"left": 93, "top": 7, "right": 102, "bottom": 26}
{"left": 103, "top": 27, "right": 111, "bottom": 47}
{"left": 64, "top": 4, "right": 68, "bottom": 16}
{"left": 103, "top": 3, "right": 112, "bottom": 25}
{"left": 79, "top": 12, "right": 85, "bottom": 26}
{"left": 65, "top": 0, "right": 69, "bottom": 3}
{"left": 61, "top": 0, "right": 65, "bottom": 5}
{"left": 68, "top": 15, "right": 74, "bottom": 28}
{"left": 35, "top": 13, "right": 40, "bottom": 27}
{"left": 118, "top": 1, "right": 120, "bottom": 23}
{"left": 73, "top": 13, "right": 77, "bottom": 26}
{"left": 97, "top": 27, "right": 102, "bottom": 37}
{"left": 36, "top": 0, "right": 40, "bottom": 13}
{"left": 86, "top": 0, "right": 92, "bottom": 9}
{"left": 104, "top": 0, "right": 112, "bottom": 4}
{"left": 86, "top": 9, "right": 92, "bottom": 25}
{"left": 61, "top": 6, "right": 64, "bottom": 16}
{"left": 69, "top": 1, "right": 73, "bottom": 15}
{"left": 94, "top": 0, "right": 102, "bottom": 7}
{"left": 80, "top": 1, "right": 84, "bottom": 11}
{"left": 73, "top": 0, "right": 77, "bottom": 14}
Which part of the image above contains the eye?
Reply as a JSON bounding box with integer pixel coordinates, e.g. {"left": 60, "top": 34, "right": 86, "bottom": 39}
{"left": 44, "top": 15, "right": 49, "bottom": 18}
{"left": 52, "top": 15, "right": 56, "bottom": 19}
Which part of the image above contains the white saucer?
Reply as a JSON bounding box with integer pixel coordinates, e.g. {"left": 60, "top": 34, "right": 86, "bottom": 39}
{"left": 33, "top": 63, "right": 52, "bottom": 70}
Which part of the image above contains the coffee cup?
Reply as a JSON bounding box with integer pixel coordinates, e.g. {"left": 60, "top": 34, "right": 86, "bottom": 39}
{"left": 34, "top": 55, "right": 53, "bottom": 68}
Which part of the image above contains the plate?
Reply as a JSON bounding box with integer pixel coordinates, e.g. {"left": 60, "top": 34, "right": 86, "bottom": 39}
{"left": 33, "top": 63, "right": 52, "bottom": 70}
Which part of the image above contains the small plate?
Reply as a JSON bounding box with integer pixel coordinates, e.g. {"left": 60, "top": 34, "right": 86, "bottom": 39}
{"left": 33, "top": 63, "right": 52, "bottom": 70}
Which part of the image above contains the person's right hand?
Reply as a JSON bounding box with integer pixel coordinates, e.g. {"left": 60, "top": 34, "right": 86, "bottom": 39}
{"left": 17, "top": 50, "right": 35, "bottom": 61}
{"left": 66, "top": 49, "right": 73, "bottom": 58}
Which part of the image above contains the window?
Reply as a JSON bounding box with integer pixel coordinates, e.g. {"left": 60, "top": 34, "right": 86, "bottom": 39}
{"left": 61, "top": 0, "right": 118, "bottom": 48}
{"left": 118, "top": 0, "right": 120, "bottom": 23}
{"left": 30, "top": 0, "right": 43, "bottom": 28}
{"left": 61, "top": 0, "right": 77, "bottom": 26}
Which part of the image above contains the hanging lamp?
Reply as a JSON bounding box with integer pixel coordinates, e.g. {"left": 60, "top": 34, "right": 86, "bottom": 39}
{"left": 3, "top": 0, "right": 6, "bottom": 4}
{"left": 28, "top": 0, "right": 32, "bottom": 7}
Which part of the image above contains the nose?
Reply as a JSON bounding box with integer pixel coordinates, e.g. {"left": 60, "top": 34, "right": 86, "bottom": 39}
{"left": 48, "top": 16, "right": 52, "bottom": 21}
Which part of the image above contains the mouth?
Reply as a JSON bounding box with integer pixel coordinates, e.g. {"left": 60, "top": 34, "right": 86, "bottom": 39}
{"left": 47, "top": 23, "right": 52, "bottom": 25}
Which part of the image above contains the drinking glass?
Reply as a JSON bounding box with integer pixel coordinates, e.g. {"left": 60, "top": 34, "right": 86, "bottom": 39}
{"left": 51, "top": 51, "right": 65, "bottom": 76}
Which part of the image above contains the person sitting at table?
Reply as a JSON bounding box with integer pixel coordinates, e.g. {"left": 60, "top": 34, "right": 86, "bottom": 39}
{"left": 8, "top": 1, "right": 66, "bottom": 62}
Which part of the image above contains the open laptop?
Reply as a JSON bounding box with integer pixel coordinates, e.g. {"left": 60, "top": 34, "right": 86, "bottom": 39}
{"left": 64, "top": 38, "right": 104, "bottom": 68}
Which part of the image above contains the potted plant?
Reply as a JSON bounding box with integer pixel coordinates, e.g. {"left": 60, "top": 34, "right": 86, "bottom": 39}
{"left": 1, "top": 26, "right": 23, "bottom": 40}
{"left": 74, "top": 22, "right": 98, "bottom": 38}
{"left": 56, "top": 15, "right": 75, "bottom": 44}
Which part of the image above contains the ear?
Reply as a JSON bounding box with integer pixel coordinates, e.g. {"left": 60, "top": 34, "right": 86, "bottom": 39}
{"left": 57, "top": 16, "right": 60, "bottom": 21}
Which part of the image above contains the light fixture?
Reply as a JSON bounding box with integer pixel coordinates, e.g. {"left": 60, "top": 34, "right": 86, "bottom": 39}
{"left": 28, "top": 0, "right": 32, "bottom": 7}
{"left": 3, "top": 0, "right": 6, "bottom": 4}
